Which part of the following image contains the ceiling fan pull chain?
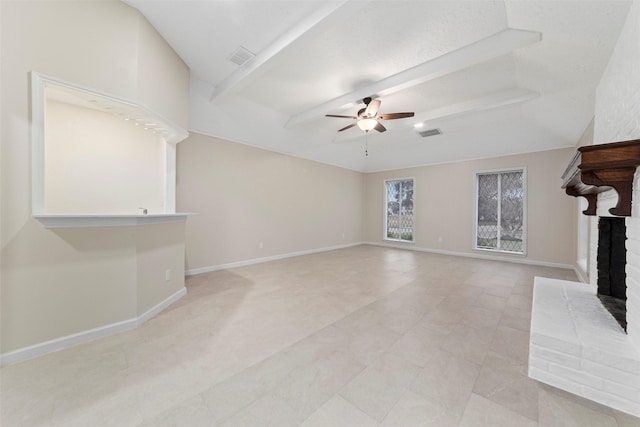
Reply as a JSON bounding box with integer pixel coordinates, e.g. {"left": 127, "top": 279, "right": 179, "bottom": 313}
{"left": 365, "top": 132, "right": 369, "bottom": 157}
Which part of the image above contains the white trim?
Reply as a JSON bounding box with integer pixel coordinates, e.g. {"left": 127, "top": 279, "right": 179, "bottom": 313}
{"left": 0, "top": 287, "right": 186, "bottom": 367}
{"left": 165, "top": 143, "right": 177, "bottom": 213}
{"left": 31, "top": 73, "right": 188, "bottom": 144}
{"left": 185, "top": 242, "right": 362, "bottom": 276}
{"left": 473, "top": 247, "right": 526, "bottom": 257}
{"left": 0, "top": 318, "right": 136, "bottom": 367}
{"left": 366, "top": 146, "right": 574, "bottom": 174}
{"left": 187, "top": 241, "right": 575, "bottom": 277}
{"left": 137, "top": 287, "right": 187, "bottom": 325}
{"left": 574, "top": 265, "right": 589, "bottom": 284}
{"left": 364, "top": 241, "right": 574, "bottom": 270}
{"left": 33, "top": 213, "right": 193, "bottom": 229}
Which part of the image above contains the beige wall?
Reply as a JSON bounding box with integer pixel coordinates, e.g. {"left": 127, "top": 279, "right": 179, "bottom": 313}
{"left": 136, "top": 222, "right": 186, "bottom": 315}
{"left": 364, "top": 148, "right": 577, "bottom": 266}
{"left": 1, "top": 1, "right": 189, "bottom": 355}
{"left": 177, "top": 133, "right": 364, "bottom": 272}
{"left": 1, "top": 224, "right": 138, "bottom": 351}
{"left": 178, "top": 133, "right": 576, "bottom": 272}
{"left": 135, "top": 16, "right": 190, "bottom": 129}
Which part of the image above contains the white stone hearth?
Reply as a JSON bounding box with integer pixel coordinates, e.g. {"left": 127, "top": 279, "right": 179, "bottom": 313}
{"left": 529, "top": 277, "right": 640, "bottom": 417}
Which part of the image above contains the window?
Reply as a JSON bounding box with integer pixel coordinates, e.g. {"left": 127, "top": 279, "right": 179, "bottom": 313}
{"left": 475, "top": 169, "right": 525, "bottom": 253}
{"left": 385, "top": 178, "right": 414, "bottom": 242}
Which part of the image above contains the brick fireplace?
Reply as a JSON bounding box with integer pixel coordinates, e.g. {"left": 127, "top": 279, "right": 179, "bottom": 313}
{"left": 528, "top": 140, "right": 640, "bottom": 417}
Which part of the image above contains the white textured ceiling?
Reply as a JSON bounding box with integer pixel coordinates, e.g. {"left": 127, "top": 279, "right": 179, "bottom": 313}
{"left": 124, "top": 0, "right": 632, "bottom": 172}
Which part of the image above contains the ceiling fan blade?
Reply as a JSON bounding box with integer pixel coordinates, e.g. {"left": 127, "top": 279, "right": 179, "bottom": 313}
{"left": 374, "top": 122, "right": 387, "bottom": 133}
{"left": 338, "top": 122, "right": 357, "bottom": 132}
{"left": 378, "top": 112, "right": 415, "bottom": 120}
{"left": 364, "top": 99, "right": 381, "bottom": 117}
{"left": 326, "top": 114, "right": 358, "bottom": 119}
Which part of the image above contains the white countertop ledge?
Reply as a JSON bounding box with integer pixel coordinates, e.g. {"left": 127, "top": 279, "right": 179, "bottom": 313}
{"left": 34, "top": 213, "right": 194, "bottom": 228}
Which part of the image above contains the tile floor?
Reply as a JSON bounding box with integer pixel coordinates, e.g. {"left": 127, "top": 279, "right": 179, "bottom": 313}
{"left": 2, "top": 246, "right": 640, "bottom": 426}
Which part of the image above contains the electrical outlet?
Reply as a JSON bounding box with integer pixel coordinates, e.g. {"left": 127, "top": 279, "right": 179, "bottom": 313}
{"left": 342, "top": 233, "right": 345, "bottom": 239}
{"left": 165, "top": 269, "right": 171, "bottom": 281}
{"left": 259, "top": 241, "right": 264, "bottom": 249}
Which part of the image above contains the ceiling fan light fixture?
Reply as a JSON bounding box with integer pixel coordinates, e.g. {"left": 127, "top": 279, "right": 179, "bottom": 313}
{"left": 327, "top": 97, "right": 413, "bottom": 134}
{"left": 358, "top": 118, "right": 378, "bottom": 132}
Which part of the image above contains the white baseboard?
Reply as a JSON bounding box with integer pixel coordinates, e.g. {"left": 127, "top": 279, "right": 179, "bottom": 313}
{"left": 138, "top": 287, "right": 186, "bottom": 324}
{"left": 363, "top": 241, "right": 575, "bottom": 270}
{"left": 186, "top": 241, "right": 574, "bottom": 277}
{"left": 0, "top": 318, "right": 136, "bottom": 367}
{"left": 574, "top": 265, "right": 589, "bottom": 284}
{"left": 0, "top": 287, "right": 186, "bottom": 367}
{"left": 185, "top": 242, "right": 363, "bottom": 276}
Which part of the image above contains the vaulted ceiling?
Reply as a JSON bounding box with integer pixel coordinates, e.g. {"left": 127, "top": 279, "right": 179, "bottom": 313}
{"left": 124, "top": 0, "right": 632, "bottom": 172}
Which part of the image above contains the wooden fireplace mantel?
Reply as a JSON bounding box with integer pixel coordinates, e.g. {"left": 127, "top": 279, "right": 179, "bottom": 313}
{"left": 561, "top": 139, "right": 640, "bottom": 216}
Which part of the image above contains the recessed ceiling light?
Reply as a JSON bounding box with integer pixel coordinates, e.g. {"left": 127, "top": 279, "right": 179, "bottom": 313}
{"left": 414, "top": 123, "right": 424, "bottom": 128}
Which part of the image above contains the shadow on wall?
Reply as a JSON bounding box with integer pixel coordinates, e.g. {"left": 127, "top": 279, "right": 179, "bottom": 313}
{"left": 3, "top": 219, "right": 135, "bottom": 269}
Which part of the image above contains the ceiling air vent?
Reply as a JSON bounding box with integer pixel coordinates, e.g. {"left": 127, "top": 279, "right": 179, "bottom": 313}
{"left": 228, "top": 46, "right": 255, "bottom": 66}
{"left": 418, "top": 128, "right": 442, "bottom": 138}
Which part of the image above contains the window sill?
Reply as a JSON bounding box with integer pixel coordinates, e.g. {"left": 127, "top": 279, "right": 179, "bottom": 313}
{"left": 34, "top": 213, "right": 193, "bottom": 229}
{"left": 474, "top": 247, "right": 526, "bottom": 256}
{"left": 384, "top": 238, "right": 415, "bottom": 244}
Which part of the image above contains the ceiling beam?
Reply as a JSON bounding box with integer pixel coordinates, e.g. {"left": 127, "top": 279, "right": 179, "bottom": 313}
{"left": 209, "top": 0, "right": 368, "bottom": 102}
{"left": 286, "top": 28, "right": 542, "bottom": 128}
{"left": 414, "top": 87, "right": 538, "bottom": 124}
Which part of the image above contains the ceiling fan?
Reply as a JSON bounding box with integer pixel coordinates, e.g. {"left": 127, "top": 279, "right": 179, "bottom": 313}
{"left": 326, "top": 97, "right": 415, "bottom": 133}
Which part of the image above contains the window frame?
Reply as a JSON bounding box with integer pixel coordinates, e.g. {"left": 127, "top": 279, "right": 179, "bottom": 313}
{"left": 473, "top": 167, "right": 527, "bottom": 255}
{"left": 383, "top": 177, "right": 415, "bottom": 243}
